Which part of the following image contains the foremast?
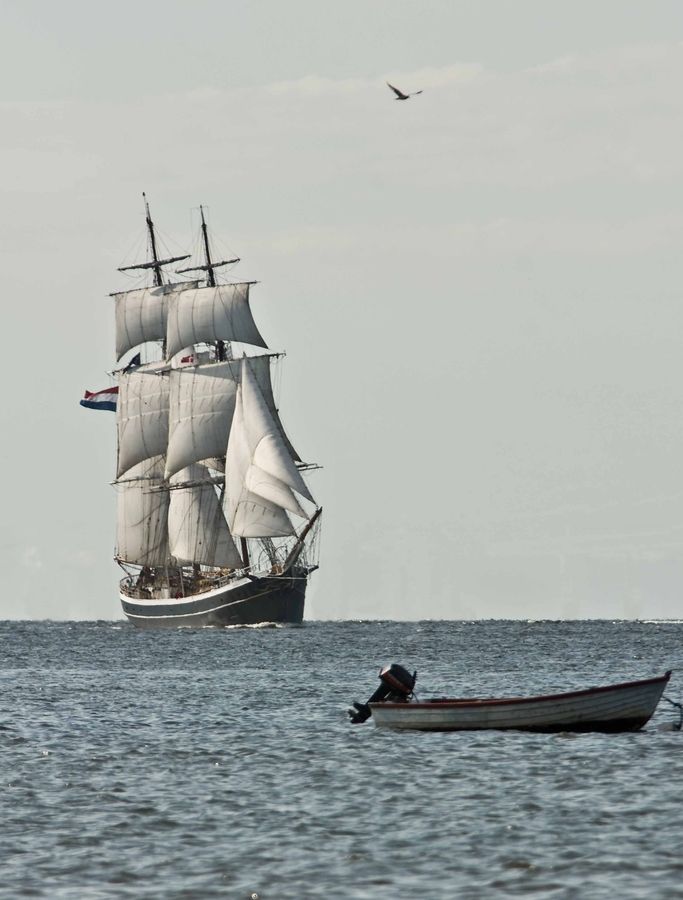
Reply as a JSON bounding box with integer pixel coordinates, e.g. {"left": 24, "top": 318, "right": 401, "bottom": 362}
{"left": 118, "top": 193, "right": 190, "bottom": 287}
{"left": 114, "top": 194, "right": 193, "bottom": 592}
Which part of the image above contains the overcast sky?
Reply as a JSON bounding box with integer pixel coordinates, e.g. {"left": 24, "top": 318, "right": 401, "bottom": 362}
{"left": 3, "top": 0, "right": 683, "bottom": 620}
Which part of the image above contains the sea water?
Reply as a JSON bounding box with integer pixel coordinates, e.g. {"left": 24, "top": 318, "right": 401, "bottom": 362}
{"left": 1, "top": 619, "right": 682, "bottom": 899}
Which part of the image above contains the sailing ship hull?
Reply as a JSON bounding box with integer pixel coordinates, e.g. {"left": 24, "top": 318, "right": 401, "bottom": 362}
{"left": 120, "top": 572, "right": 307, "bottom": 628}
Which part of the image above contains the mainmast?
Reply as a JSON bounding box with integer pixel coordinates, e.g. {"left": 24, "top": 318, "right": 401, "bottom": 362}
{"left": 177, "top": 205, "right": 241, "bottom": 363}
{"left": 201, "top": 205, "right": 217, "bottom": 289}
{"left": 177, "top": 205, "right": 240, "bottom": 286}
{"left": 118, "top": 193, "right": 190, "bottom": 285}
{"left": 146, "top": 194, "right": 163, "bottom": 287}
{"left": 201, "top": 207, "right": 245, "bottom": 557}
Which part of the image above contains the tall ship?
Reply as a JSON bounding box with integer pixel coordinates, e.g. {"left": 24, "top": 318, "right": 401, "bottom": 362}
{"left": 105, "top": 197, "right": 321, "bottom": 627}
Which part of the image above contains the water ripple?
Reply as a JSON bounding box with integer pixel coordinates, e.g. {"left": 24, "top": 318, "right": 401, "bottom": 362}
{"left": 0, "top": 619, "right": 682, "bottom": 898}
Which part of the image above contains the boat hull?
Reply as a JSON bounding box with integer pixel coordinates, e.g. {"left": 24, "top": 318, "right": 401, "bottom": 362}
{"left": 120, "top": 573, "right": 307, "bottom": 628}
{"left": 369, "top": 672, "right": 671, "bottom": 733}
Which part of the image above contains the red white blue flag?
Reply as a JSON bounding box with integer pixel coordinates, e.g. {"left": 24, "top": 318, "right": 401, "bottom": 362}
{"left": 80, "top": 386, "right": 118, "bottom": 412}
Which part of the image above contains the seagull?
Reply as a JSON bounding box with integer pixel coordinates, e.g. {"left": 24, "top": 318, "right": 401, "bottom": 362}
{"left": 386, "top": 81, "right": 423, "bottom": 101}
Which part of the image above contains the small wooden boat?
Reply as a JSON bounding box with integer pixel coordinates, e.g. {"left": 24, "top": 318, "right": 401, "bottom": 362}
{"left": 351, "top": 665, "right": 672, "bottom": 733}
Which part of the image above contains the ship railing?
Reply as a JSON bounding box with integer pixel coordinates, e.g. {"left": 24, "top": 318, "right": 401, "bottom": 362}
{"left": 119, "top": 570, "right": 245, "bottom": 599}
{"left": 119, "top": 559, "right": 313, "bottom": 600}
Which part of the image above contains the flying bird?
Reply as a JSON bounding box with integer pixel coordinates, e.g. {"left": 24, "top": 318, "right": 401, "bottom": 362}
{"left": 386, "top": 81, "right": 423, "bottom": 101}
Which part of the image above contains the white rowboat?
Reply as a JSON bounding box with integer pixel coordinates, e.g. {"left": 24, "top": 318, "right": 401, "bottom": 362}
{"left": 369, "top": 671, "right": 671, "bottom": 733}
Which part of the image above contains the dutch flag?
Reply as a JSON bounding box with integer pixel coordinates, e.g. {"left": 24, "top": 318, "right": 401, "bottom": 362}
{"left": 80, "top": 386, "right": 118, "bottom": 412}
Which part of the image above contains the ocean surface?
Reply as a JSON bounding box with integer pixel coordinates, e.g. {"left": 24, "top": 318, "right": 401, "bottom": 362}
{"left": 1, "top": 620, "right": 683, "bottom": 899}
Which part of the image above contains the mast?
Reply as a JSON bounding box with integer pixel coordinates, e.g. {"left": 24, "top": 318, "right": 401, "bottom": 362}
{"left": 176, "top": 206, "right": 240, "bottom": 281}
{"left": 201, "top": 206, "right": 225, "bottom": 361}
{"left": 118, "top": 193, "right": 190, "bottom": 282}
{"left": 114, "top": 196, "right": 188, "bottom": 577}
{"left": 177, "top": 205, "right": 241, "bottom": 363}
{"left": 201, "top": 206, "right": 216, "bottom": 289}
{"left": 146, "top": 193, "right": 163, "bottom": 287}
{"left": 240, "top": 537, "right": 250, "bottom": 569}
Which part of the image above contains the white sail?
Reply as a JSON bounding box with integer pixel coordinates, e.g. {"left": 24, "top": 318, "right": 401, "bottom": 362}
{"left": 231, "top": 491, "right": 297, "bottom": 537}
{"left": 244, "top": 465, "right": 306, "bottom": 518}
{"left": 225, "top": 358, "right": 314, "bottom": 537}
{"left": 113, "top": 282, "right": 198, "bottom": 361}
{"left": 166, "top": 284, "right": 267, "bottom": 359}
{"left": 116, "top": 370, "right": 169, "bottom": 477}
{"left": 168, "top": 464, "right": 243, "bottom": 568}
{"left": 165, "top": 361, "right": 239, "bottom": 480}
{"left": 116, "top": 456, "right": 169, "bottom": 566}
{"left": 241, "top": 357, "right": 314, "bottom": 503}
{"left": 165, "top": 355, "right": 297, "bottom": 479}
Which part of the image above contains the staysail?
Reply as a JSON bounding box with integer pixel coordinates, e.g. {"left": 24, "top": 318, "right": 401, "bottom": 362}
{"left": 165, "top": 355, "right": 298, "bottom": 479}
{"left": 225, "top": 357, "right": 314, "bottom": 537}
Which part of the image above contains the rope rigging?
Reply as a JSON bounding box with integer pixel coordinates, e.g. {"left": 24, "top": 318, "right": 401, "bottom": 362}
{"left": 660, "top": 695, "right": 683, "bottom": 731}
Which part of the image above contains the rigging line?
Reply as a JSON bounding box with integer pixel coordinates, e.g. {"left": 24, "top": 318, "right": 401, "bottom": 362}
{"left": 188, "top": 210, "right": 203, "bottom": 271}
{"left": 153, "top": 220, "right": 188, "bottom": 262}
{"left": 117, "top": 228, "right": 148, "bottom": 273}
{"left": 196, "top": 206, "right": 241, "bottom": 280}
{"left": 188, "top": 205, "right": 199, "bottom": 259}
{"left": 660, "top": 695, "right": 683, "bottom": 731}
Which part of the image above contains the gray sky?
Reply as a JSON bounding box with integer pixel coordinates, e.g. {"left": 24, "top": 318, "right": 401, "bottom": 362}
{"left": 3, "top": 0, "right": 683, "bottom": 620}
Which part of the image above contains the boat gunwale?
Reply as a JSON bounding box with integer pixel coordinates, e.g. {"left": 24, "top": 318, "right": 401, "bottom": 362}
{"left": 371, "top": 671, "right": 671, "bottom": 710}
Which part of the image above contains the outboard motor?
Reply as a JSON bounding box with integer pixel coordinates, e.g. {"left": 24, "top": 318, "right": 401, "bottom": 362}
{"left": 348, "top": 663, "right": 416, "bottom": 724}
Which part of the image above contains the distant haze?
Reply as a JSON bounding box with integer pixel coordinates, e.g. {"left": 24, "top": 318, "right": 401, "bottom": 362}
{"left": 2, "top": 0, "right": 683, "bottom": 619}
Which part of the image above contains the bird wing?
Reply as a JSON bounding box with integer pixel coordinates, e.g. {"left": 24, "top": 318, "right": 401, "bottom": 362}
{"left": 386, "top": 82, "right": 408, "bottom": 99}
